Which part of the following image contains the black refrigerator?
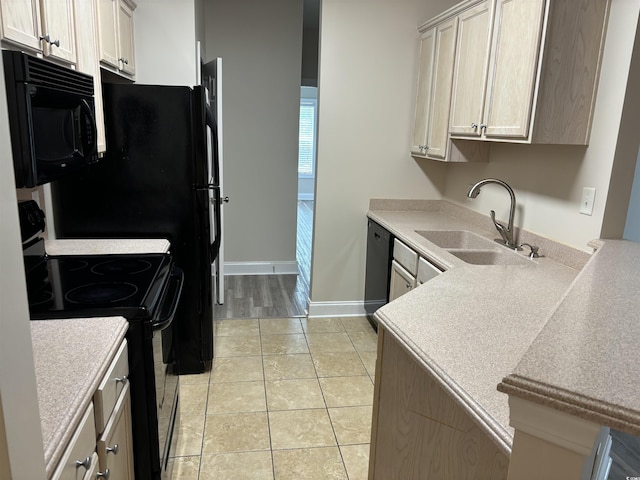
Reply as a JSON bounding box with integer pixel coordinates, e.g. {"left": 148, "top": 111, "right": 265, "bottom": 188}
{"left": 52, "top": 83, "right": 221, "bottom": 374}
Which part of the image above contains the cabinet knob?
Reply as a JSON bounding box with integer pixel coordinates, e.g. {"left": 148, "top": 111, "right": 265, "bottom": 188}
{"left": 118, "top": 57, "right": 129, "bottom": 65}
{"left": 471, "top": 123, "right": 478, "bottom": 129}
{"left": 115, "top": 375, "right": 128, "bottom": 384}
{"left": 50, "top": 39, "right": 60, "bottom": 48}
{"left": 480, "top": 124, "right": 487, "bottom": 131}
{"left": 221, "top": 196, "right": 230, "bottom": 203}
{"left": 97, "top": 468, "right": 110, "bottom": 479}
{"left": 106, "top": 444, "right": 119, "bottom": 455}
{"left": 75, "top": 456, "right": 91, "bottom": 470}
{"left": 39, "top": 34, "right": 50, "bottom": 44}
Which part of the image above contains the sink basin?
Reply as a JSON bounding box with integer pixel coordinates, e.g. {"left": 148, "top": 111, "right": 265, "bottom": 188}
{"left": 449, "top": 250, "right": 532, "bottom": 266}
{"left": 416, "top": 230, "right": 497, "bottom": 250}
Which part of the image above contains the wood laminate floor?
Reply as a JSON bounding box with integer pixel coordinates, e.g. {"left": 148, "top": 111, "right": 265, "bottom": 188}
{"left": 212, "top": 201, "right": 314, "bottom": 319}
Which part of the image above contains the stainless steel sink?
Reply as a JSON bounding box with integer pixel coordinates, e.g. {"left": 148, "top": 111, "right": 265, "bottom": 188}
{"left": 448, "top": 250, "right": 532, "bottom": 266}
{"left": 415, "top": 230, "right": 497, "bottom": 249}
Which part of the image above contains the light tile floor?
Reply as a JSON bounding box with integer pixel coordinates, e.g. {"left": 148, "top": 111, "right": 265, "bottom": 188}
{"left": 167, "top": 316, "right": 377, "bottom": 480}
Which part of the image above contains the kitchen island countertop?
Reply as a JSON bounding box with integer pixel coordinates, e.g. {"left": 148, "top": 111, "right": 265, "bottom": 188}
{"left": 32, "top": 316, "right": 128, "bottom": 477}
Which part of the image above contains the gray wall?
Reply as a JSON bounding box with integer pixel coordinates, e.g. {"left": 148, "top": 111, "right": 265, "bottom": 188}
{"left": 204, "top": 0, "right": 303, "bottom": 273}
{"left": 309, "top": 0, "right": 455, "bottom": 314}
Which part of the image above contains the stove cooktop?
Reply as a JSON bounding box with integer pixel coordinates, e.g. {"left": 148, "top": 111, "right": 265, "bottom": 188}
{"left": 27, "top": 253, "right": 174, "bottom": 321}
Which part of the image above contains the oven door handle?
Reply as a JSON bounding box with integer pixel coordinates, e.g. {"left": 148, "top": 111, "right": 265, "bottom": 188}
{"left": 152, "top": 265, "right": 184, "bottom": 331}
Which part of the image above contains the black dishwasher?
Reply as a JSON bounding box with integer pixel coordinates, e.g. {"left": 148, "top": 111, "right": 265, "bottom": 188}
{"left": 364, "top": 219, "right": 394, "bottom": 328}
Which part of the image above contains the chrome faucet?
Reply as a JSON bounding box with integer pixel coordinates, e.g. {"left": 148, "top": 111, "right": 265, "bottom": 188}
{"left": 467, "top": 178, "right": 518, "bottom": 249}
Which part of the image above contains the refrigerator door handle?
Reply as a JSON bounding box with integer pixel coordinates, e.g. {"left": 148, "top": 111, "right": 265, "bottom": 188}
{"left": 193, "top": 183, "right": 220, "bottom": 191}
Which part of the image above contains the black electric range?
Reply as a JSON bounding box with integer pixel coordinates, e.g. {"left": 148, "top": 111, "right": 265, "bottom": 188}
{"left": 19, "top": 201, "right": 182, "bottom": 480}
{"left": 27, "top": 248, "right": 175, "bottom": 325}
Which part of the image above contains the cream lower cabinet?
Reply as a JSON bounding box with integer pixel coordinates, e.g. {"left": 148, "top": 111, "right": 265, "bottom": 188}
{"left": 369, "top": 328, "right": 509, "bottom": 479}
{"left": 449, "top": 0, "right": 609, "bottom": 145}
{"left": 50, "top": 340, "right": 134, "bottom": 480}
{"left": 389, "top": 260, "right": 415, "bottom": 302}
{"left": 97, "top": 383, "right": 134, "bottom": 480}
{"left": 0, "top": 0, "right": 77, "bottom": 65}
{"left": 389, "top": 240, "right": 444, "bottom": 301}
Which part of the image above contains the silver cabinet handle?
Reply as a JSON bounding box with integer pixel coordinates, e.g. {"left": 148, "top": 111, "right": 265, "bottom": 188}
{"left": 221, "top": 196, "right": 229, "bottom": 203}
{"left": 50, "top": 39, "right": 60, "bottom": 47}
{"left": 75, "top": 456, "right": 91, "bottom": 470}
{"left": 118, "top": 57, "right": 129, "bottom": 65}
{"left": 480, "top": 124, "right": 487, "bottom": 131}
{"left": 106, "top": 444, "right": 119, "bottom": 455}
{"left": 471, "top": 123, "right": 478, "bottom": 129}
{"left": 114, "top": 375, "right": 128, "bottom": 384}
{"left": 97, "top": 468, "right": 110, "bottom": 479}
{"left": 39, "top": 34, "right": 50, "bottom": 43}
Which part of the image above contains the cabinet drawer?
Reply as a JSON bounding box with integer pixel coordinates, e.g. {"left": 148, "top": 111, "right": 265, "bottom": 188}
{"left": 97, "top": 382, "right": 134, "bottom": 480}
{"left": 393, "top": 239, "right": 418, "bottom": 275}
{"left": 94, "top": 340, "right": 129, "bottom": 434}
{"left": 417, "top": 256, "right": 443, "bottom": 284}
{"left": 51, "top": 403, "right": 96, "bottom": 480}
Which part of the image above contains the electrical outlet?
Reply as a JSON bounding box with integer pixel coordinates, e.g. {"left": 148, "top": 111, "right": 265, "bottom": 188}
{"left": 580, "top": 187, "right": 596, "bottom": 216}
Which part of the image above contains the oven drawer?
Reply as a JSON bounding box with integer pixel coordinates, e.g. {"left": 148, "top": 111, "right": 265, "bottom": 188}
{"left": 94, "top": 340, "right": 129, "bottom": 434}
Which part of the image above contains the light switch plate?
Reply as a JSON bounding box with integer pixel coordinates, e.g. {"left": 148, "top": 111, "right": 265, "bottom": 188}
{"left": 580, "top": 187, "right": 596, "bottom": 216}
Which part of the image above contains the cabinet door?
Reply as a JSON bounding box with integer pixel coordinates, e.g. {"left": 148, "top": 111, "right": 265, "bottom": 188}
{"left": 411, "top": 28, "right": 435, "bottom": 156}
{"left": 449, "top": 0, "right": 494, "bottom": 137}
{"left": 483, "top": 0, "right": 545, "bottom": 140}
{"left": 39, "top": 0, "right": 76, "bottom": 64}
{"left": 117, "top": 0, "right": 135, "bottom": 75}
{"left": 425, "top": 17, "right": 458, "bottom": 159}
{"left": 389, "top": 260, "right": 415, "bottom": 302}
{"left": 50, "top": 403, "right": 97, "bottom": 480}
{"left": 73, "top": 0, "right": 106, "bottom": 154}
{"left": 0, "top": 0, "right": 42, "bottom": 51}
{"left": 97, "top": 383, "right": 134, "bottom": 480}
{"left": 97, "top": 0, "right": 119, "bottom": 68}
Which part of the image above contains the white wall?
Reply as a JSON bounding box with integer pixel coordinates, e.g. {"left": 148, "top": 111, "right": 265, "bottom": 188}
{"left": 442, "top": 1, "right": 640, "bottom": 252}
{"left": 134, "top": 0, "right": 198, "bottom": 86}
{"left": 624, "top": 148, "right": 640, "bottom": 241}
{"left": 309, "top": 0, "right": 455, "bottom": 312}
{"left": 0, "top": 55, "right": 46, "bottom": 480}
{"left": 205, "top": 0, "right": 302, "bottom": 272}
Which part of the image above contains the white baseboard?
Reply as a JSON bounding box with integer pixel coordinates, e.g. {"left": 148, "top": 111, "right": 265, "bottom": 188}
{"left": 307, "top": 300, "right": 367, "bottom": 318}
{"left": 297, "top": 193, "right": 315, "bottom": 201}
{"left": 224, "top": 261, "right": 299, "bottom": 276}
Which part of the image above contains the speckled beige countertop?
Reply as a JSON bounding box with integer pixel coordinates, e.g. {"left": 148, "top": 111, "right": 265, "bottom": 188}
{"left": 45, "top": 238, "right": 170, "bottom": 255}
{"left": 499, "top": 239, "right": 640, "bottom": 437}
{"left": 32, "top": 317, "right": 128, "bottom": 477}
{"left": 368, "top": 199, "right": 589, "bottom": 455}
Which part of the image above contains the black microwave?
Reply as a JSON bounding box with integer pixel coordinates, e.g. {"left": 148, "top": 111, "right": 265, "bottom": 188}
{"left": 2, "top": 50, "right": 98, "bottom": 188}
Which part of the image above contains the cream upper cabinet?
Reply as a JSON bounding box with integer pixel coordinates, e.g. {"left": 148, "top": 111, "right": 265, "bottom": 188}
{"left": 424, "top": 17, "right": 458, "bottom": 159}
{"left": 450, "top": 0, "right": 610, "bottom": 145}
{"left": 97, "top": 0, "right": 119, "bottom": 68}
{"left": 0, "top": 0, "right": 42, "bottom": 51}
{"left": 39, "top": 0, "right": 76, "bottom": 63}
{"left": 97, "top": 0, "right": 136, "bottom": 78}
{"left": 411, "top": 28, "right": 435, "bottom": 156}
{"left": 448, "top": 0, "right": 494, "bottom": 138}
{"left": 482, "top": 0, "right": 545, "bottom": 139}
{"left": 412, "top": 18, "right": 458, "bottom": 160}
{"left": 0, "top": 0, "right": 77, "bottom": 64}
{"left": 74, "top": 0, "right": 106, "bottom": 154}
{"left": 117, "top": 0, "right": 135, "bottom": 75}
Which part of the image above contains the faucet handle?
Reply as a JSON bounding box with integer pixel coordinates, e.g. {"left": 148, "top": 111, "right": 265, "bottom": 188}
{"left": 519, "top": 243, "right": 539, "bottom": 258}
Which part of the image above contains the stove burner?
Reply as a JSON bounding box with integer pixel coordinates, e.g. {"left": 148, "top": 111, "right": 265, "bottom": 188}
{"left": 91, "top": 259, "right": 153, "bottom": 276}
{"left": 65, "top": 282, "right": 139, "bottom": 304}
{"left": 54, "top": 258, "right": 89, "bottom": 271}
{"left": 28, "top": 289, "right": 54, "bottom": 308}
